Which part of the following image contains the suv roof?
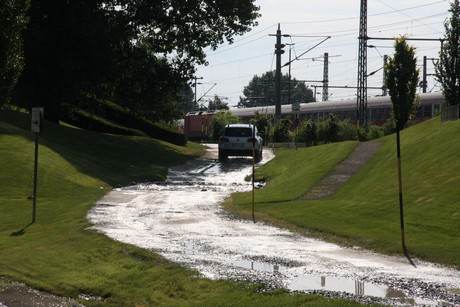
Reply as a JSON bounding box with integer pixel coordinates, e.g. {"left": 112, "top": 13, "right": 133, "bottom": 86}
{"left": 225, "top": 124, "right": 253, "bottom": 128}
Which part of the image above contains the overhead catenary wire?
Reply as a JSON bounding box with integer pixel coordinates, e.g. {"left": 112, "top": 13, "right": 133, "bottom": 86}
{"left": 195, "top": 0, "right": 448, "bottom": 105}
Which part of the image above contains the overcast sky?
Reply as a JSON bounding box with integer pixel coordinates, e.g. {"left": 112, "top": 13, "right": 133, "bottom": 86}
{"left": 193, "top": 0, "right": 451, "bottom": 107}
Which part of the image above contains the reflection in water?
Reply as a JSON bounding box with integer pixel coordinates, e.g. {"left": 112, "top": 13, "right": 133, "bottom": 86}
{"left": 232, "top": 259, "right": 442, "bottom": 306}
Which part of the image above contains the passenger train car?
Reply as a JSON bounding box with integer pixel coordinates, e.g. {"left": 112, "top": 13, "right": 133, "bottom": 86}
{"left": 184, "top": 92, "right": 445, "bottom": 140}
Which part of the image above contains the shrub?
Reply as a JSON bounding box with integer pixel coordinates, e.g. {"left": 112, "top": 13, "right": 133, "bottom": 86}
{"left": 63, "top": 109, "right": 145, "bottom": 136}
{"left": 273, "top": 117, "right": 291, "bottom": 142}
{"left": 210, "top": 111, "right": 239, "bottom": 141}
{"left": 299, "top": 119, "right": 318, "bottom": 146}
{"left": 338, "top": 120, "right": 358, "bottom": 141}
{"left": 367, "top": 125, "right": 384, "bottom": 140}
{"left": 317, "top": 114, "right": 340, "bottom": 143}
{"left": 65, "top": 95, "right": 187, "bottom": 146}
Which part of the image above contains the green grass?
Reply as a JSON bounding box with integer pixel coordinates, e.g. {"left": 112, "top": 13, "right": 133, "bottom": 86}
{"left": 229, "top": 117, "right": 460, "bottom": 268}
{"left": 0, "top": 109, "right": 363, "bottom": 306}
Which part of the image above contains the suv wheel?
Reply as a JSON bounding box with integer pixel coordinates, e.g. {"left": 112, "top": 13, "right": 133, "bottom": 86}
{"left": 218, "top": 150, "right": 228, "bottom": 162}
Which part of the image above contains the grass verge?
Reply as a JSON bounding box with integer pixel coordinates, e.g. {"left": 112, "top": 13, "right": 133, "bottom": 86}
{"left": 228, "top": 117, "right": 460, "bottom": 269}
{"left": 0, "top": 109, "right": 364, "bottom": 306}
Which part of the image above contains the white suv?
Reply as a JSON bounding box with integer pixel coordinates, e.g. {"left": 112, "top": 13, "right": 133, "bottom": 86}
{"left": 218, "top": 124, "right": 263, "bottom": 162}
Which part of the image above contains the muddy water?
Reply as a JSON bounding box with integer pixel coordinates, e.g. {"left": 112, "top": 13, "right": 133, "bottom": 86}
{"left": 89, "top": 145, "right": 460, "bottom": 306}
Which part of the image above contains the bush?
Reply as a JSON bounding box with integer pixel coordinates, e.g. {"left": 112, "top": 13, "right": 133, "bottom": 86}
{"left": 210, "top": 111, "right": 239, "bottom": 141}
{"left": 64, "top": 95, "right": 187, "bottom": 146}
{"left": 338, "top": 120, "right": 358, "bottom": 141}
{"left": 367, "top": 125, "right": 384, "bottom": 140}
{"left": 317, "top": 114, "right": 339, "bottom": 143}
{"left": 253, "top": 112, "right": 271, "bottom": 143}
{"left": 383, "top": 118, "right": 397, "bottom": 135}
{"left": 299, "top": 119, "right": 318, "bottom": 146}
{"left": 63, "top": 109, "right": 146, "bottom": 136}
{"left": 273, "top": 117, "right": 291, "bottom": 142}
{"left": 357, "top": 126, "right": 368, "bottom": 142}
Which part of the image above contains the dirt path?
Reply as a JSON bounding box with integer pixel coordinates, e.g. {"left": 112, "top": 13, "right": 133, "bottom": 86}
{"left": 303, "top": 142, "right": 382, "bottom": 199}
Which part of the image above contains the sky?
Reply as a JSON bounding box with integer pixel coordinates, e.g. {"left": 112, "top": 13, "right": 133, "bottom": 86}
{"left": 193, "top": 0, "right": 451, "bottom": 107}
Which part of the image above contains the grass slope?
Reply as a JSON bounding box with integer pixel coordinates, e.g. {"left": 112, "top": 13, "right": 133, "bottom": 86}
{"left": 229, "top": 117, "right": 460, "bottom": 268}
{"left": 0, "top": 109, "right": 362, "bottom": 306}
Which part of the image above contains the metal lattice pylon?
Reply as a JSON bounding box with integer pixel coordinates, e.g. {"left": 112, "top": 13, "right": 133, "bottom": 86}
{"left": 357, "top": 0, "right": 368, "bottom": 126}
{"left": 322, "top": 52, "right": 329, "bottom": 101}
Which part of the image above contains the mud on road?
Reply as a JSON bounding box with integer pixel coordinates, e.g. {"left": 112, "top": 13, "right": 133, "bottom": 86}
{"left": 89, "top": 144, "right": 460, "bottom": 306}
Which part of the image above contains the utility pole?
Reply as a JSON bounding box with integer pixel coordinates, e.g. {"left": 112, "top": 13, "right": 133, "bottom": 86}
{"left": 421, "top": 56, "right": 438, "bottom": 93}
{"left": 422, "top": 56, "right": 428, "bottom": 93}
{"left": 357, "top": 0, "right": 368, "bottom": 127}
{"left": 322, "top": 52, "right": 329, "bottom": 101}
{"left": 383, "top": 55, "right": 388, "bottom": 96}
{"left": 286, "top": 43, "right": 295, "bottom": 105}
{"left": 274, "top": 24, "right": 285, "bottom": 120}
{"left": 193, "top": 76, "right": 203, "bottom": 107}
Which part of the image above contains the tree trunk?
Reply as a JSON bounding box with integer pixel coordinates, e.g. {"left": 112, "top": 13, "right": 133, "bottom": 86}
{"left": 396, "top": 129, "right": 407, "bottom": 253}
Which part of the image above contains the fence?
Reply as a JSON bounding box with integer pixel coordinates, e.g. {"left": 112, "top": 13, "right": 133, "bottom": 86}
{"left": 441, "top": 104, "right": 459, "bottom": 122}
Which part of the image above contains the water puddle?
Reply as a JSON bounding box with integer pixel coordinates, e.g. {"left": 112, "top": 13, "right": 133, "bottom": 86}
{"left": 231, "top": 259, "right": 449, "bottom": 306}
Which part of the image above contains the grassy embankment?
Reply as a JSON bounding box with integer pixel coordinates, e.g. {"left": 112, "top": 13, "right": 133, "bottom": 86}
{"left": 229, "top": 117, "right": 460, "bottom": 269}
{"left": 0, "top": 109, "right": 363, "bottom": 306}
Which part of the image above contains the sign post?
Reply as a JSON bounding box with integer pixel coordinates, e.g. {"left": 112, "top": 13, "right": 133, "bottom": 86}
{"left": 31, "top": 107, "right": 44, "bottom": 223}
{"left": 252, "top": 125, "right": 256, "bottom": 223}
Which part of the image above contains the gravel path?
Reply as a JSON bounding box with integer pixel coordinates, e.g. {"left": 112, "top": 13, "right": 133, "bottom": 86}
{"left": 303, "top": 142, "right": 382, "bottom": 199}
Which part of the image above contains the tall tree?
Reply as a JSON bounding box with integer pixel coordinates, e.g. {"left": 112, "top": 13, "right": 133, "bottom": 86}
{"left": 15, "top": 0, "right": 128, "bottom": 122}
{"left": 238, "top": 71, "right": 314, "bottom": 108}
{"left": 384, "top": 36, "right": 420, "bottom": 255}
{"left": 123, "top": 0, "right": 260, "bottom": 78}
{"left": 14, "top": 0, "right": 260, "bottom": 122}
{"left": 178, "top": 84, "right": 197, "bottom": 114}
{"left": 436, "top": 0, "right": 460, "bottom": 106}
{"left": 0, "top": 0, "right": 29, "bottom": 107}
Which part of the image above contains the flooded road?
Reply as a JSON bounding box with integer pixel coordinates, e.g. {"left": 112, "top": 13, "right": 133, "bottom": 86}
{"left": 88, "top": 144, "right": 460, "bottom": 306}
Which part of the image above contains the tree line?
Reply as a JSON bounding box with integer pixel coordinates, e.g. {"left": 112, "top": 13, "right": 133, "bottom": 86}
{"left": 1, "top": 0, "right": 459, "bottom": 128}
{"left": 1, "top": 0, "right": 260, "bottom": 124}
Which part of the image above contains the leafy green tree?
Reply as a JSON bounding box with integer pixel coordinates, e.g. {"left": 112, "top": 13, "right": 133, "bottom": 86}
{"left": 210, "top": 111, "right": 239, "bottom": 141}
{"left": 114, "top": 42, "right": 185, "bottom": 122}
{"left": 385, "top": 37, "right": 420, "bottom": 131}
{"left": 14, "top": 0, "right": 260, "bottom": 122}
{"left": 178, "top": 84, "right": 197, "bottom": 114}
{"left": 435, "top": 0, "right": 460, "bottom": 106}
{"left": 384, "top": 36, "right": 420, "bottom": 254}
{"left": 238, "top": 71, "right": 314, "bottom": 108}
{"left": 122, "top": 0, "right": 260, "bottom": 79}
{"left": 0, "top": 0, "right": 29, "bottom": 107}
{"left": 208, "top": 95, "right": 229, "bottom": 111}
{"left": 15, "top": 0, "right": 128, "bottom": 122}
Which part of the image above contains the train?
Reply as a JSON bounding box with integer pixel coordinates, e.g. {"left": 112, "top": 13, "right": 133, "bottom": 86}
{"left": 184, "top": 92, "right": 445, "bottom": 140}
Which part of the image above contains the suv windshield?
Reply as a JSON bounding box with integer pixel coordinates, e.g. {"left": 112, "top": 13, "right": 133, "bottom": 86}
{"left": 224, "top": 127, "right": 252, "bottom": 137}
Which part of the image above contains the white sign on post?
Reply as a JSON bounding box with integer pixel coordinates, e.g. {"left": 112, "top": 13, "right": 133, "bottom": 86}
{"left": 31, "top": 108, "right": 44, "bottom": 133}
